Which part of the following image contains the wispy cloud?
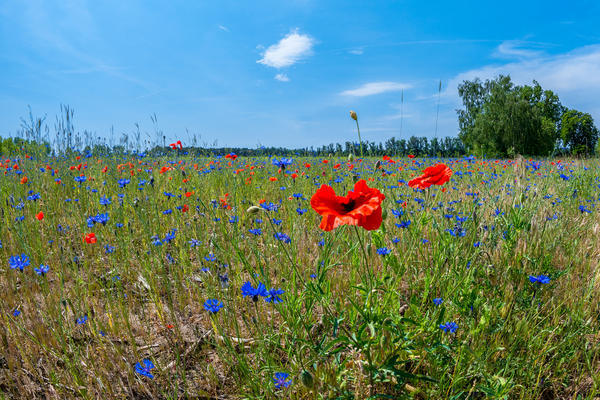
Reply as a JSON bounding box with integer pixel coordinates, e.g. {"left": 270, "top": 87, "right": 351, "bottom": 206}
{"left": 341, "top": 81, "right": 411, "bottom": 97}
{"left": 257, "top": 29, "right": 314, "bottom": 68}
{"left": 348, "top": 48, "right": 363, "bottom": 55}
{"left": 218, "top": 24, "right": 229, "bottom": 32}
{"left": 493, "top": 40, "right": 545, "bottom": 59}
{"left": 13, "top": 1, "right": 154, "bottom": 92}
{"left": 274, "top": 73, "right": 290, "bottom": 82}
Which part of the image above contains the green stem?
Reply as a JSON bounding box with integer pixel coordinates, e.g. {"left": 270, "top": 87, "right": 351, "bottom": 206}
{"left": 355, "top": 120, "right": 363, "bottom": 159}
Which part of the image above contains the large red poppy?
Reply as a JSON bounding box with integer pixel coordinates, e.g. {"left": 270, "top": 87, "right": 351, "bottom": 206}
{"left": 310, "top": 179, "right": 385, "bottom": 231}
{"left": 408, "top": 163, "right": 452, "bottom": 189}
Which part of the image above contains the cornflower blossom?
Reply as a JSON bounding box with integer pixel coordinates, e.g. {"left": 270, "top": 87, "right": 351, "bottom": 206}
{"left": 273, "top": 372, "right": 292, "bottom": 389}
{"left": 265, "top": 288, "right": 285, "bottom": 303}
{"left": 9, "top": 254, "right": 30, "bottom": 271}
{"left": 135, "top": 359, "right": 155, "bottom": 379}
{"left": 203, "top": 299, "right": 224, "bottom": 313}
{"left": 439, "top": 322, "right": 458, "bottom": 333}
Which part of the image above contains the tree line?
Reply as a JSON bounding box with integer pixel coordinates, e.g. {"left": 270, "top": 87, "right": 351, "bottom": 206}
{"left": 4, "top": 75, "right": 599, "bottom": 158}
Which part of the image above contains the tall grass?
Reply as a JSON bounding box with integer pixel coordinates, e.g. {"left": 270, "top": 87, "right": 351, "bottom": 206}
{"left": 0, "top": 147, "right": 599, "bottom": 399}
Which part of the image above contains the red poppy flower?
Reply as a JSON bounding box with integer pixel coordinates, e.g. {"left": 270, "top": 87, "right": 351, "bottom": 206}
{"left": 408, "top": 163, "right": 452, "bottom": 189}
{"left": 35, "top": 211, "right": 44, "bottom": 220}
{"left": 84, "top": 233, "right": 97, "bottom": 244}
{"left": 310, "top": 179, "right": 385, "bottom": 231}
{"left": 407, "top": 154, "right": 415, "bottom": 159}
{"left": 169, "top": 140, "right": 183, "bottom": 150}
{"left": 20, "top": 176, "right": 28, "bottom": 184}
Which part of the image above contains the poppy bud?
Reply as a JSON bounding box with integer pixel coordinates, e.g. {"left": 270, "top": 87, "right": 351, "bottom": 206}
{"left": 350, "top": 110, "right": 357, "bottom": 121}
{"left": 375, "top": 160, "right": 381, "bottom": 170}
{"left": 246, "top": 206, "right": 261, "bottom": 214}
{"left": 300, "top": 370, "right": 314, "bottom": 389}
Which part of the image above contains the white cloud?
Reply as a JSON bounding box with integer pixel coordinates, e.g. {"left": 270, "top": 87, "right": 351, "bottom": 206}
{"left": 274, "top": 73, "right": 289, "bottom": 82}
{"left": 349, "top": 48, "right": 363, "bottom": 55}
{"left": 445, "top": 44, "right": 600, "bottom": 120}
{"left": 340, "top": 81, "right": 412, "bottom": 97}
{"left": 218, "top": 25, "right": 229, "bottom": 32}
{"left": 493, "top": 40, "right": 544, "bottom": 59}
{"left": 257, "top": 29, "right": 314, "bottom": 68}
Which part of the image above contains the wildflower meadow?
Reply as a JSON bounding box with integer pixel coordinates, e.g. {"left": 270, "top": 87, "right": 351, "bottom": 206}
{"left": 1, "top": 139, "right": 600, "bottom": 399}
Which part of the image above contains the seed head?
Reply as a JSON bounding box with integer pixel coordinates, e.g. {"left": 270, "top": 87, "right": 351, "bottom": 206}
{"left": 246, "top": 205, "right": 261, "bottom": 214}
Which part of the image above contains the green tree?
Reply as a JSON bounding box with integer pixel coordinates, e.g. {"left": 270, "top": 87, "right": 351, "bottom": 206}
{"left": 560, "top": 109, "right": 599, "bottom": 156}
{"left": 457, "top": 75, "right": 562, "bottom": 157}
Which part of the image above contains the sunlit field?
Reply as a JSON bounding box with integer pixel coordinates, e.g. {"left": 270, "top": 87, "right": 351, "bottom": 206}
{"left": 1, "top": 150, "right": 600, "bottom": 399}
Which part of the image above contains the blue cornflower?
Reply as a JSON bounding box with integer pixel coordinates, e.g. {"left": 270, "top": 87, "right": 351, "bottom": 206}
{"left": 189, "top": 239, "right": 202, "bottom": 247}
{"left": 9, "top": 254, "right": 30, "bottom": 271}
{"left": 151, "top": 235, "right": 162, "bottom": 246}
{"left": 377, "top": 247, "right": 391, "bottom": 256}
{"left": 296, "top": 208, "right": 307, "bottom": 215}
{"left": 76, "top": 315, "right": 88, "bottom": 325}
{"left": 395, "top": 220, "right": 411, "bottom": 229}
{"left": 204, "top": 254, "right": 217, "bottom": 262}
{"left": 229, "top": 216, "right": 239, "bottom": 224}
{"left": 273, "top": 232, "right": 291, "bottom": 243}
{"left": 203, "top": 299, "right": 224, "bottom": 313}
{"left": 12, "top": 309, "right": 21, "bottom": 317}
{"left": 248, "top": 228, "right": 262, "bottom": 236}
{"left": 163, "top": 209, "right": 173, "bottom": 215}
{"left": 134, "top": 359, "right": 155, "bottom": 379}
{"left": 446, "top": 225, "right": 466, "bottom": 237}
{"left": 163, "top": 229, "right": 177, "bottom": 242}
{"left": 265, "top": 288, "right": 285, "bottom": 303}
{"left": 105, "top": 245, "right": 116, "bottom": 254}
{"left": 272, "top": 158, "right": 293, "bottom": 169}
{"left": 118, "top": 178, "right": 130, "bottom": 188}
{"left": 273, "top": 372, "right": 292, "bottom": 389}
{"left": 261, "top": 202, "right": 280, "bottom": 212}
{"left": 529, "top": 275, "right": 551, "bottom": 284}
{"left": 433, "top": 298, "right": 443, "bottom": 306}
{"left": 392, "top": 237, "right": 401, "bottom": 244}
{"left": 34, "top": 264, "right": 50, "bottom": 275}
{"left": 272, "top": 218, "right": 283, "bottom": 225}
{"left": 99, "top": 195, "right": 111, "bottom": 206}
{"left": 95, "top": 213, "right": 109, "bottom": 225}
{"left": 241, "top": 281, "right": 268, "bottom": 301}
{"left": 473, "top": 241, "right": 481, "bottom": 248}
{"left": 439, "top": 322, "right": 458, "bottom": 333}
{"left": 579, "top": 205, "right": 592, "bottom": 214}
{"left": 74, "top": 175, "right": 87, "bottom": 183}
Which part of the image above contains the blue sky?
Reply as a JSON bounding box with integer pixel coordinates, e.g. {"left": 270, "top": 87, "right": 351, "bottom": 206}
{"left": 1, "top": 0, "right": 599, "bottom": 149}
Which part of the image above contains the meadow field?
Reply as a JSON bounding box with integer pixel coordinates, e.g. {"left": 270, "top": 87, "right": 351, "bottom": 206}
{"left": 1, "top": 150, "right": 599, "bottom": 399}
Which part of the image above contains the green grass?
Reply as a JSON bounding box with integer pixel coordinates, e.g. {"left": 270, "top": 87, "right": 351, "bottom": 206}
{"left": 0, "top": 153, "right": 599, "bottom": 399}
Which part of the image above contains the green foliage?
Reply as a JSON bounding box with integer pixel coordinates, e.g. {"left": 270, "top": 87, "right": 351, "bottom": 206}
{"left": 561, "top": 109, "right": 599, "bottom": 156}
{"left": 458, "top": 75, "right": 563, "bottom": 157}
